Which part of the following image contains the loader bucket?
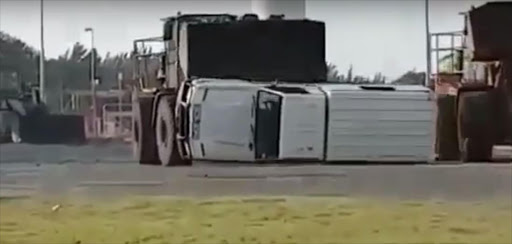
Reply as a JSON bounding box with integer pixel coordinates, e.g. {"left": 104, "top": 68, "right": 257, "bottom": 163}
{"left": 19, "top": 114, "right": 86, "bottom": 144}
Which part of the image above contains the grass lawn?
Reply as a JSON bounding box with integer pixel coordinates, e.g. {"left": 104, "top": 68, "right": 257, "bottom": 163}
{"left": 0, "top": 196, "right": 511, "bottom": 244}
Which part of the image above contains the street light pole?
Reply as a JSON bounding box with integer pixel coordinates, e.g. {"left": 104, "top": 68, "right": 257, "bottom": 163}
{"left": 425, "top": 0, "right": 432, "bottom": 87}
{"left": 85, "top": 27, "right": 97, "bottom": 137}
{"left": 39, "top": 0, "right": 46, "bottom": 103}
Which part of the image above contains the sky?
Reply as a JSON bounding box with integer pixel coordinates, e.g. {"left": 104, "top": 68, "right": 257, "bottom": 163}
{"left": 0, "top": 0, "right": 492, "bottom": 79}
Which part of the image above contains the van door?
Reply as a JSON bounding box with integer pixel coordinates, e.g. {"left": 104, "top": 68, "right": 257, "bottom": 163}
{"left": 255, "top": 90, "right": 282, "bottom": 160}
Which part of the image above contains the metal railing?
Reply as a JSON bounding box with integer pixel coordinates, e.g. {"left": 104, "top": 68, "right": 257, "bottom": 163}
{"left": 100, "top": 103, "right": 133, "bottom": 139}
{"left": 429, "top": 31, "right": 465, "bottom": 77}
{"left": 132, "top": 37, "right": 165, "bottom": 90}
{"left": 428, "top": 31, "right": 466, "bottom": 95}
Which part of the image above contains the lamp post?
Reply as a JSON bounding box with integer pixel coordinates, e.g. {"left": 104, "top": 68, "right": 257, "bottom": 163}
{"left": 85, "top": 27, "right": 97, "bottom": 137}
{"left": 39, "top": 0, "right": 46, "bottom": 103}
{"left": 425, "top": 0, "right": 432, "bottom": 87}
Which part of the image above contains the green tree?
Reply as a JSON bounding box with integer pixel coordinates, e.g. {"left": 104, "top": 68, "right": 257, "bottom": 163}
{"left": 372, "top": 72, "right": 386, "bottom": 84}
{"left": 327, "top": 62, "right": 341, "bottom": 82}
{"left": 346, "top": 64, "right": 353, "bottom": 83}
{"left": 0, "top": 31, "right": 38, "bottom": 90}
{"left": 47, "top": 42, "right": 91, "bottom": 90}
{"left": 392, "top": 69, "right": 425, "bottom": 85}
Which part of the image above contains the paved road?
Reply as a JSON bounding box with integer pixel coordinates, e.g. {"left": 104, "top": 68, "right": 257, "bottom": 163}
{"left": 0, "top": 143, "right": 511, "bottom": 201}
{"left": 0, "top": 142, "right": 133, "bottom": 164}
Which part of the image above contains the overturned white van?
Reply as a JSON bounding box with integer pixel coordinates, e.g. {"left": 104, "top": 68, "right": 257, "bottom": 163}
{"left": 179, "top": 78, "right": 434, "bottom": 163}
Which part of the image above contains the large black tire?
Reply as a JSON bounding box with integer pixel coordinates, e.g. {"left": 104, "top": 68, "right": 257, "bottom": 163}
{"left": 435, "top": 95, "right": 460, "bottom": 160}
{"left": 460, "top": 138, "right": 493, "bottom": 163}
{"left": 155, "top": 95, "right": 191, "bottom": 166}
{"left": 457, "top": 91, "right": 494, "bottom": 162}
{"left": 133, "top": 95, "right": 160, "bottom": 165}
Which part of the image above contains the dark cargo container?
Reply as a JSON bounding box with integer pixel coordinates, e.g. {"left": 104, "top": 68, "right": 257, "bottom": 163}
{"left": 466, "top": 2, "right": 512, "bottom": 61}
{"left": 185, "top": 20, "right": 326, "bottom": 82}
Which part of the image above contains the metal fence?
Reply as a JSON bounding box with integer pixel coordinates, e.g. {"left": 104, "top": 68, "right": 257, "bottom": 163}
{"left": 100, "top": 103, "right": 133, "bottom": 140}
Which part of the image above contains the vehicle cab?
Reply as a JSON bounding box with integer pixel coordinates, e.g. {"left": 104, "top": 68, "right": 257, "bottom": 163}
{"left": 179, "top": 79, "right": 326, "bottom": 162}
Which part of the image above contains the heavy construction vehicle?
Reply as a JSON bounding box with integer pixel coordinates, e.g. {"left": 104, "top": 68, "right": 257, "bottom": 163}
{"left": 0, "top": 85, "right": 86, "bottom": 144}
{"left": 432, "top": 2, "right": 512, "bottom": 162}
{"left": 132, "top": 2, "right": 511, "bottom": 166}
{"left": 131, "top": 12, "right": 435, "bottom": 166}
